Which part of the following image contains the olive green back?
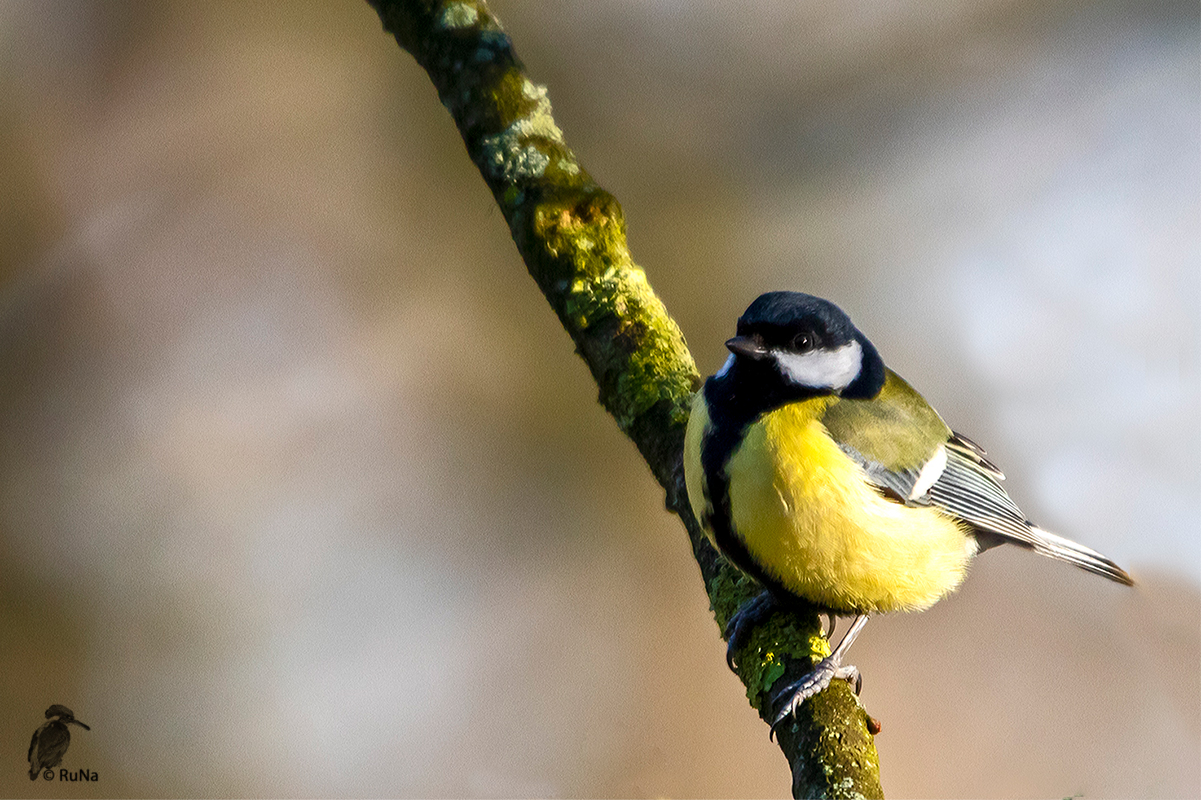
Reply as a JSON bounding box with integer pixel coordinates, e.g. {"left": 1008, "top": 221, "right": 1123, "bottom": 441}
{"left": 820, "top": 369, "right": 950, "bottom": 472}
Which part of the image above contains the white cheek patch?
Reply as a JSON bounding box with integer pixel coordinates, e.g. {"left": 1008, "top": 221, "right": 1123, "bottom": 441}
{"left": 909, "top": 445, "right": 947, "bottom": 500}
{"left": 773, "top": 340, "right": 863, "bottom": 391}
{"left": 714, "top": 353, "right": 736, "bottom": 379}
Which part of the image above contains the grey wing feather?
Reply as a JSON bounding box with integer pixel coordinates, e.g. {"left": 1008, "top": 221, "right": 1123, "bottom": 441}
{"left": 847, "top": 432, "right": 1133, "bottom": 586}
{"left": 840, "top": 444, "right": 923, "bottom": 502}
{"left": 946, "top": 432, "right": 1004, "bottom": 478}
{"left": 926, "top": 443, "right": 1134, "bottom": 586}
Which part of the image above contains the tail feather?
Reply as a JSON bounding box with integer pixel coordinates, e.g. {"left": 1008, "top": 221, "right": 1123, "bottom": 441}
{"left": 1023, "top": 527, "right": 1134, "bottom": 586}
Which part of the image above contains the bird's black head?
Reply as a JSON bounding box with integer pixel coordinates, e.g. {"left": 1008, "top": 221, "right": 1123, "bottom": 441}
{"left": 44, "top": 705, "right": 74, "bottom": 720}
{"left": 715, "top": 291, "right": 884, "bottom": 403}
{"left": 44, "top": 705, "right": 89, "bottom": 729}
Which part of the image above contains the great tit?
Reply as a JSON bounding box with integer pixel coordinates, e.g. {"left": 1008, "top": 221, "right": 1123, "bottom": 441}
{"left": 683, "top": 291, "right": 1133, "bottom": 729}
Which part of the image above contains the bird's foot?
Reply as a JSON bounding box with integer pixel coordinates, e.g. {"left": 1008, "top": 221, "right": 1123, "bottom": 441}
{"left": 723, "top": 590, "right": 779, "bottom": 671}
{"left": 769, "top": 655, "right": 861, "bottom": 738}
{"left": 768, "top": 613, "right": 870, "bottom": 739}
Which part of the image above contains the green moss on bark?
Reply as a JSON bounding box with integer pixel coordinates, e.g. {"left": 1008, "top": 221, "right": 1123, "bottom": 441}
{"left": 368, "top": 3, "right": 884, "bottom": 797}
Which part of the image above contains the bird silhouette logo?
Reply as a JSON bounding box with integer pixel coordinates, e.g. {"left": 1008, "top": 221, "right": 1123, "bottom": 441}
{"left": 27, "top": 705, "right": 90, "bottom": 781}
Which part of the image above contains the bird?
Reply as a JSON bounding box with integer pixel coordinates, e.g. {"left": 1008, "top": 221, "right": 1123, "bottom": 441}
{"left": 28, "top": 705, "right": 90, "bottom": 780}
{"left": 683, "top": 291, "right": 1133, "bottom": 731}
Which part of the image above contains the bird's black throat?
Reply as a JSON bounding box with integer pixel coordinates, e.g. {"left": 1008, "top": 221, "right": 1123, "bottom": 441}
{"left": 696, "top": 362, "right": 822, "bottom": 599}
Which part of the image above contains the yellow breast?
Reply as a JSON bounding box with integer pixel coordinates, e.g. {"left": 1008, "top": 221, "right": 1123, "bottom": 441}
{"left": 692, "top": 395, "right": 976, "bottom": 613}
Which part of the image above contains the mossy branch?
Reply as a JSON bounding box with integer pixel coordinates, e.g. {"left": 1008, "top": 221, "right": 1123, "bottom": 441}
{"left": 367, "top": 1, "right": 883, "bottom": 796}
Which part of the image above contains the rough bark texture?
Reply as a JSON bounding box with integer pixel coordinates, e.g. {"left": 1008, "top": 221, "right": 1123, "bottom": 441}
{"left": 367, "top": 2, "right": 884, "bottom": 796}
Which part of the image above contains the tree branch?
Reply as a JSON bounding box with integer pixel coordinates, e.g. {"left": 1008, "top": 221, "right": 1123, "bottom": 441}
{"left": 367, "top": 2, "right": 883, "bottom": 796}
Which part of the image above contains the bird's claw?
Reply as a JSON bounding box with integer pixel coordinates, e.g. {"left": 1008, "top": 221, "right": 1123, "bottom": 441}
{"left": 724, "top": 591, "right": 779, "bottom": 671}
{"left": 769, "top": 657, "right": 862, "bottom": 739}
{"left": 822, "top": 612, "right": 836, "bottom": 640}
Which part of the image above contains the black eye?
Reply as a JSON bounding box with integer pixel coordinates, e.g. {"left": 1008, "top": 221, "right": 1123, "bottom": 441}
{"left": 791, "top": 332, "right": 815, "bottom": 352}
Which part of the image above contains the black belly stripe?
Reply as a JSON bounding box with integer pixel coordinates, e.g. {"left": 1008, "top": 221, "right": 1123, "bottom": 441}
{"left": 699, "top": 380, "right": 799, "bottom": 603}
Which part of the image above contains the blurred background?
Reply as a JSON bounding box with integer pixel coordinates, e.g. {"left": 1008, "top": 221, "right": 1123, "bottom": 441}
{"left": 0, "top": 0, "right": 1197, "bottom": 796}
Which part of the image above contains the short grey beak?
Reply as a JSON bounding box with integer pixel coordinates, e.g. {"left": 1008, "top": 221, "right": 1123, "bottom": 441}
{"left": 69, "top": 720, "right": 90, "bottom": 731}
{"left": 726, "top": 335, "right": 769, "bottom": 360}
